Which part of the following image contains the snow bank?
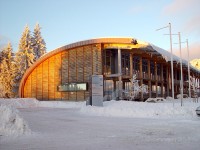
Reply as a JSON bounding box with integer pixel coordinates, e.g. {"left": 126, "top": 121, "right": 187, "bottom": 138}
{"left": 0, "top": 98, "right": 85, "bottom": 109}
{"left": 0, "top": 98, "right": 84, "bottom": 136}
{"left": 80, "top": 100, "right": 199, "bottom": 119}
{"left": 0, "top": 98, "right": 39, "bottom": 108}
{"left": 39, "top": 101, "right": 85, "bottom": 108}
{"left": 0, "top": 104, "right": 31, "bottom": 136}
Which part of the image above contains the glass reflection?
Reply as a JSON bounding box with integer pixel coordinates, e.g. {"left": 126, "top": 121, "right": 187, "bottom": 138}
{"left": 58, "top": 83, "right": 87, "bottom": 91}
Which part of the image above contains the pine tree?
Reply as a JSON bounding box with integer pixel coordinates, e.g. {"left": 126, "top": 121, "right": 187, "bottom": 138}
{"left": 0, "top": 42, "right": 15, "bottom": 98}
{"left": 14, "top": 25, "right": 35, "bottom": 92}
{"left": 32, "top": 23, "right": 46, "bottom": 60}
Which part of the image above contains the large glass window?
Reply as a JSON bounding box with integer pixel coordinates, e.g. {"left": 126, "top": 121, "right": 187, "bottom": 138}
{"left": 133, "top": 56, "right": 140, "bottom": 72}
{"left": 150, "top": 61, "right": 155, "bottom": 79}
{"left": 142, "top": 59, "right": 148, "bottom": 73}
{"left": 104, "top": 50, "right": 117, "bottom": 75}
{"left": 58, "top": 83, "right": 88, "bottom": 92}
{"left": 104, "top": 80, "right": 114, "bottom": 100}
{"left": 122, "top": 53, "right": 130, "bottom": 75}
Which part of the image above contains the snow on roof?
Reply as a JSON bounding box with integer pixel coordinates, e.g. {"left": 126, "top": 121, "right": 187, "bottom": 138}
{"left": 147, "top": 42, "right": 200, "bottom": 73}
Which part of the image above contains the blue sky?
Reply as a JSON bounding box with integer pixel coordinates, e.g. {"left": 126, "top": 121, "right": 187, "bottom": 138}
{"left": 0, "top": 0, "right": 200, "bottom": 60}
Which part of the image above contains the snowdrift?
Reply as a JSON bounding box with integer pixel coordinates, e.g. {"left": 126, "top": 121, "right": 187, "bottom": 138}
{"left": 80, "top": 100, "right": 199, "bottom": 119}
{"left": 0, "top": 104, "right": 31, "bottom": 136}
{"left": 0, "top": 98, "right": 85, "bottom": 109}
{"left": 0, "top": 98, "right": 84, "bottom": 136}
{"left": 0, "top": 98, "right": 39, "bottom": 108}
{"left": 0, "top": 98, "right": 199, "bottom": 137}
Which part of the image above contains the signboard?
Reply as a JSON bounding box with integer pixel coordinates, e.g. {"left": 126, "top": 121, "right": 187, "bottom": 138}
{"left": 58, "top": 83, "right": 88, "bottom": 92}
{"left": 92, "top": 75, "right": 103, "bottom": 106}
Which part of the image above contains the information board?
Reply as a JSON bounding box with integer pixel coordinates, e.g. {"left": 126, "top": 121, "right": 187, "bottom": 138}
{"left": 92, "top": 75, "right": 103, "bottom": 106}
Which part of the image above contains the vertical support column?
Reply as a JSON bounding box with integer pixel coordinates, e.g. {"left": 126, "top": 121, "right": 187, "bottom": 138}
{"left": 130, "top": 53, "right": 133, "bottom": 77}
{"left": 166, "top": 65, "right": 169, "bottom": 96}
{"left": 139, "top": 56, "right": 143, "bottom": 100}
{"left": 118, "top": 48, "right": 122, "bottom": 99}
{"left": 182, "top": 70, "right": 184, "bottom": 95}
{"left": 174, "top": 67, "right": 177, "bottom": 96}
{"left": 161, "top": 64, "right": 164, "bottom": 97}
{"left": 148, "top": 59, "right": 151, "bottom": 98}
{"left": 155, "top": 61, "right": 158, "bottom": 97}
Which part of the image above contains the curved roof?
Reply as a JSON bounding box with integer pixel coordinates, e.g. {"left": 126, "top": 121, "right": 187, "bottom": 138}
{"left": 19, "top": 37, "right": 200, "bottom": 97}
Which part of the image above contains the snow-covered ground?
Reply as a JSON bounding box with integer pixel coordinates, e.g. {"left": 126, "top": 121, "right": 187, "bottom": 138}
{"left": 0, "top": 98, "right": 200, "bottom": 150}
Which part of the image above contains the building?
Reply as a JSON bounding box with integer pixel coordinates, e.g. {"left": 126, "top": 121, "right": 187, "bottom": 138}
{"left": 19, "top": 37, "right": 200, "bottom": 101}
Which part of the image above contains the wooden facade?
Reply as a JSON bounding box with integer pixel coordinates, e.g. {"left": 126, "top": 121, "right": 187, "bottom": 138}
{"left": 19, "top": 38, "right": 200, "bottom": 101}
{"left": 21, "top": 44, "right": 102, "bottom": 101}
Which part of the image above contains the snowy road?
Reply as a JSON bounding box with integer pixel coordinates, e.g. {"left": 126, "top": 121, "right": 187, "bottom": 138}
{"left": 0, "top": 107, "right": 199, "bottom": 150}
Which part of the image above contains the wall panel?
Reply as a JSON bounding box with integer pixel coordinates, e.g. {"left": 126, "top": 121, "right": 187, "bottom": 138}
{"left": 31, "top": 69, "right": 37, "bottom": 98}
{"left": 24, "top": 80, "right": 28, "bottom": 98}
{"left": 84, "top": 45, "right": 92, "bottom": 100}
{"left": 92, "top": 44, "right": 102, "bottom": 75}
{"left": 84, "top": 45, "right": 92, "bottom": 82}
{"left": 77, "top": 91, "right": 84, "bottom": 101}
{"left": 76, "top": 47, "right": 84, "bottom": 82}
{"left": 69, "top": 49, "right": 77, "bottom": 82}
{"left": 69, "top": 92, "right": 76, "bottom": 101}
{"left": 36, "top": 64, "right": 43, "bottom": 100}
{"left": 48, "top": 57, "right": 55, "bottom": 100}
{"left": 26, "top": 76, "right": 31, "bottom": 97}
{"left": 54, "top": 53, "right": 61, "bottom": 100}
{"left": 61, "top": 51, "right": 69, "bottom": 100}
{"left": 42, "top": 59, "right": 49, "bottom": 100}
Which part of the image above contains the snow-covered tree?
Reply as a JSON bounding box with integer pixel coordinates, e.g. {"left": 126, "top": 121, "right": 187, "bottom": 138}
{"left": 128, "top": 74, "right": 148, "bottom": 100}
{"left": 32, "top": 23, "right": 46, "bottom": 60}
{"left": 190, "top": 76, "right": 199, "bottom": 102}
{"left": 14, "top": 25, "right": 35, "bottom": 91}
{"left": 0, "top": 42, "right": 15, "bottom": 98}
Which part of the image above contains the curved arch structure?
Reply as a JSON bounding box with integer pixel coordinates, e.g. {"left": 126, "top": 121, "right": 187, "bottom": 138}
{"left": 19, "top": 37, "right": 200, "bottom": 101}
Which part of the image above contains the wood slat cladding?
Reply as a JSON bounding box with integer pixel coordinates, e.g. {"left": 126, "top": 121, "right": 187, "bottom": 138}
{"left": 77, "top": 91, "right": 84, "bottom": 101}
{"left": 84, "top": 45, "right": 92, "bottom": 82}
{"left": 36, "top": 64, "right": 43, "bottom": 100}
{"left": 54, "top": 54, "right": 61, "bottom": 100}
{"left": 68, "top": 49, "right": 77, "bottom": 101}
{"left": 42, "top": 59, "right": 49, "bottom": 100}
{"left": 76, "top": 47, "right": 84, "bottom": 82}
{"left": 92, "top": 44, "right": 102, "bottom": 75}
{"left": 61, "top": 51, "right": 69, "bottom": 100}
{"left": 48, "top": 57, "right": 55, "bottom": 100}
{"left": 84, "top": 45, "right": 93, "bottom": 100}
{"left": 69, "top": 49, "right": 77, "bottom": 82}
{"left": 24, "top": 81, "right": 28, "bottom": 98}
{"left": 76, "top": 47, "right": 85, "bottom": 101}
{"left": 27, "top": 76, "right": 31, "bottom": 97}
{"left": 31, "top": 69, "right": 37, "bottom": 98}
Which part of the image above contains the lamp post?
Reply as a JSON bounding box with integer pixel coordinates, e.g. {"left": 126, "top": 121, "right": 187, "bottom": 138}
{"left": 178, "top": 32, "right": 184, "bottom": 106}
{"left": 172, "top": 32, "right": 184, "bottom": 106}
{"left": 186, "top": 39, "right": 191, "bottom": 98}
{"left": 156, "top": 23, "right": 175, "bottom": 103}
{"left": 169, "top": 23, "right": 175, "bottom": 101}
